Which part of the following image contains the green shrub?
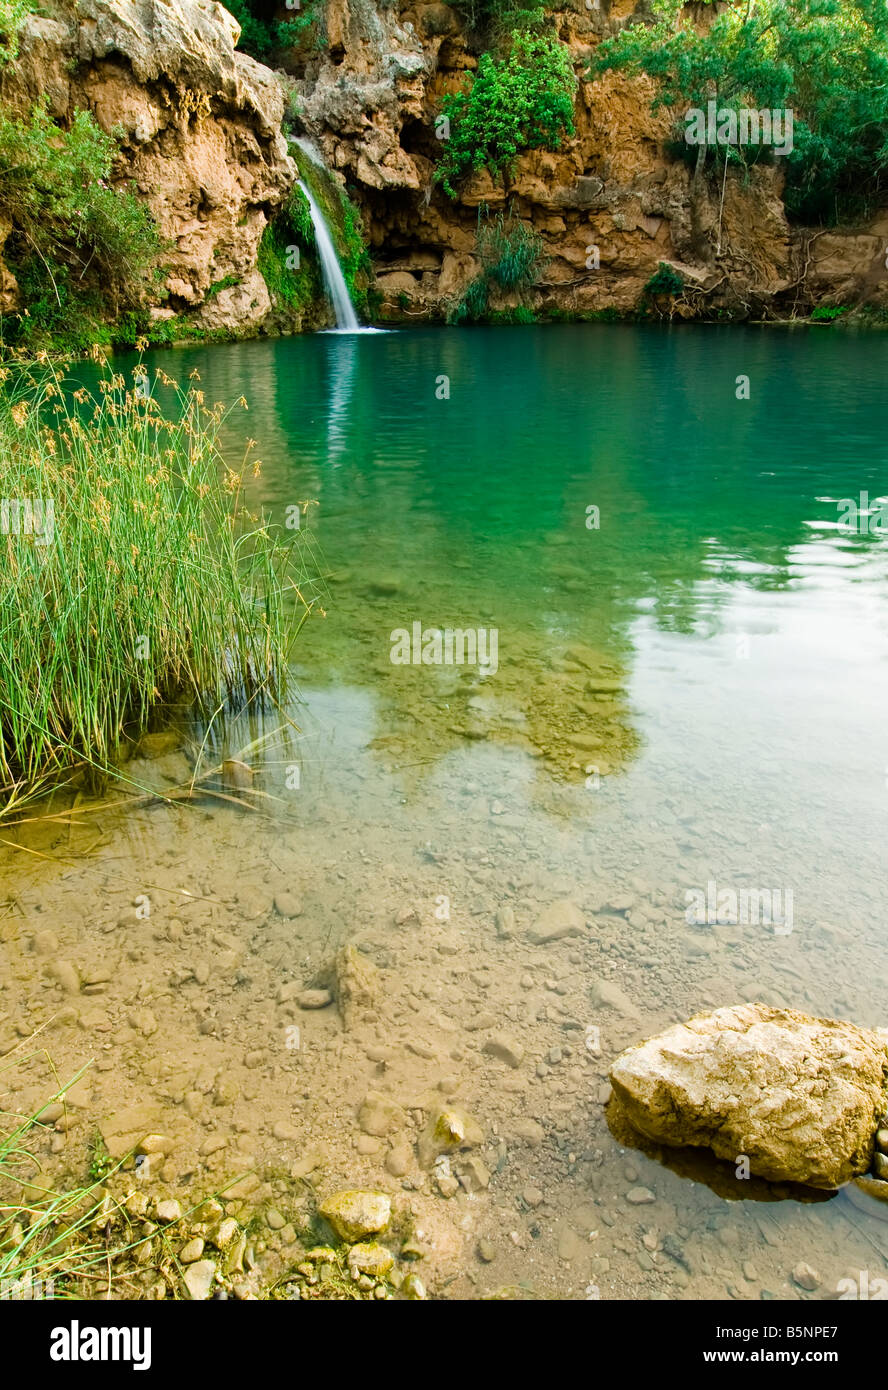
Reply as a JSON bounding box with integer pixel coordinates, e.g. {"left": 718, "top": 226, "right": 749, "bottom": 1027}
{"left": 435, "top": 33, "right": 577, "bottom": 197}
{"left": 810, "top": 304, "right": 848, "bottom": 322}
{"left": 0, "top": 102, "right": 159, "bottom": 349}
{"left": 0, "top": 359, "right": 315, "bottom": 814}
{"left": 0, "top": 0, "right": 33, "bottom": 67}
{"left": 450, "top": 0, "right": 548, "bottom": 42}
{"left": 590, "top": 0, "right": 888, "bottom": 225}
{"left": 224, "top": 0, "right": 325, "bottom": 62}
{"left": 447, "top": 207, "right": 545, "bottom": 323}
{"left": 447, "top": 273, "right": 490, "bottom": 324}
{"left": 643, "top": 262, "right": 685, "bottom": 298}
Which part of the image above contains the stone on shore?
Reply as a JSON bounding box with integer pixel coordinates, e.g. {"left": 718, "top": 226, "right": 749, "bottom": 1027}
{"left": 610, "top": 1003, "right": 888, "bottom": 1188}
{"left": 318, "top": 1190, "right": 391, "bottom": 1243}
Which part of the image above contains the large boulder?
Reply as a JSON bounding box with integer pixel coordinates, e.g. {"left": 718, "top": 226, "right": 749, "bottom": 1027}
{"left": 610, "top": 1003, "right": 888, "bottom": 1189}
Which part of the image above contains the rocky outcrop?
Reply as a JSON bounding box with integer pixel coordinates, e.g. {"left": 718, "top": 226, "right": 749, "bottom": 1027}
{"left": 292, "top": 0, "right": 888, "bottom": 322}
{"left": 610, "top": 1003, "right": 888, "bottom": 1189}
{"left": 0, "top": 0, "right": 298, "bottom": 334}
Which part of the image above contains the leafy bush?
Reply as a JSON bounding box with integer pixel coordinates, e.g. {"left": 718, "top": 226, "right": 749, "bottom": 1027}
{"left": 810, "top": 304, "right": 848, "bottom": 321}
{"left": 435, "top": 33, "right": 577, "bottom": 197}
{"left": 0, "top": 0, "right": 33, "bottom": 67}
{"left": 643, "top": 262, "right": 685, "bottom": 298}
{"left": 450, "top": 0, "right": 548, "bottom": 43}
{"left": 590, "top": 0, "right": 888, "bottom": 225}
{"left": 0, "top": 102, "right": 159, "bottom": 348}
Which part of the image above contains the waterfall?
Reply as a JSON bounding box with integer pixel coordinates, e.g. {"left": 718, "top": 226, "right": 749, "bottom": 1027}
{"left": 297, "top": 179, "right": 360, "bottom": 332}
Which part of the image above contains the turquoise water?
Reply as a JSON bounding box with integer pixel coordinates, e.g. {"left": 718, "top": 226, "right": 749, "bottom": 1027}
{"left": 47, "top": 323, "right": 888, "bottom": 1297}
{"left": 146, "top": 323, "right": 888, "bottom": 990}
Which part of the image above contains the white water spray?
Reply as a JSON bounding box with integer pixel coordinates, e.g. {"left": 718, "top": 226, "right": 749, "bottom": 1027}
{"left": 296, "top": 178, "right": 360, "bottom": 332}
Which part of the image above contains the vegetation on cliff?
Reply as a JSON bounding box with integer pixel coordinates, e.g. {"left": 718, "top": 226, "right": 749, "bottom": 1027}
{"left": 225, "top": 0, "right": 325, "bottom": 61}
{"left": 435, "top": 32, "right": 577, "bottom": 197}
{"left": 592, "top": 0, "right": 888, "bottom": 224}
{"left": 448, "top": 207, "right": 546, "bottom": 322}
{"left": 0, "top": 102, "right": 159, "bottom": 350}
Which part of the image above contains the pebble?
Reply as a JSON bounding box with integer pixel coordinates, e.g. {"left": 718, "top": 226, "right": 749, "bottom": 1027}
{"left": 495, "top": 907, "right": 515, "bottom": 939}
{"left": 385, "top": 1143, "right": 412, "bottom": 1177}
{"left": 274, "top": 892, "right": 303, "bottom": 918}
{"left": 523, "top": 1185, "right": 543, "bottom": 1208}
{"left": 477, "top": 1238, "right": 496, "bottom": 1263}
{"left": 272, "top": 1120, "right": 299, "bottom": 1142}
{"left": 626, "top": 1187, "right": 656, "bottom": 1205}
{"left": 265, "top": 1208, "right": 286, "bottom": 1230}
{"left": 873, "top": 1153, "right": 888, "bottom": 1180}
{"left": 358, "top": 1091, "right": 407, "bottom": 1137}
{"left": 483, "top": 1033, "right": 524, "bottom": 1068}
{"left": 297, "top": 988, "right": 332, "bottom": 1010}
{"left": 156, "top": 1200, "right": 182, "bottom": 1222}
{"left": 48, "top": 959, "right": 80, "bottom": 994}
{"left": 792, "top": 1262, "right": 821, "bottom": 1291}
{"left": 347, "top": 1242, "right": 394, "bottom": 1279}
{"left": 179, "top": 1238, "right": 205, "bottom": 1264}
{"left": 318, "top": 1191, "right": 391, "bottom": 1243}
{"left": 529, "top": 900, "right": 584, "bottom": 945}
{"left": 181, "top": 1259, "right": 217, "bottom": 1300}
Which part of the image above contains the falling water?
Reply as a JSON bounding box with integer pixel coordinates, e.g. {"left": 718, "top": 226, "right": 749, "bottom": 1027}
{"left": 297, "top": 179, "right": 360, "bottom": 332}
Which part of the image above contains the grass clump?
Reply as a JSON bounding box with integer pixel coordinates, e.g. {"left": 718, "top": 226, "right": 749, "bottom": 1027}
{"left": 0, "top": 356, "right": 315, "bottom": 817}
{"left": 448, "top": 207, "right": 545, "bottom": 324}
{"left": 0, "top": 1059, "right": 118, "bottom": 1299}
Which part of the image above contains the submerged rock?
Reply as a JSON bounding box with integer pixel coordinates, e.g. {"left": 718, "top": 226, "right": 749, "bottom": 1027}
{"left": 610, "top": 1003, "right": 888, "bottom": 1188}
{"left": 335, "top": 944, "right": 380, "bottom": 1029}
{"left": 417, "top": 1105, "right": 484, "bottom": 1169}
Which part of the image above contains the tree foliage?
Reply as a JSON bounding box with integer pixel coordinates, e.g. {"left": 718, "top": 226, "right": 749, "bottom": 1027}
{"left": 436, "top": 33, "right": 578, "bottom": 197}
{"left": 591, "top": 0, "right": 888, "bottom": 223}
{"left": 224, "top": 0, "right": 324, "bottom": 62}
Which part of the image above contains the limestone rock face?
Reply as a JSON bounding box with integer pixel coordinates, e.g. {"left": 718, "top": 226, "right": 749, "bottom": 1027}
{"left": 0, "top": 0, "right": 296, "bottom": 332}
{"left": 294, "top": 0, "right": 888, "bottom": 322}
{"left": 611, "top": 1004, "right": 888, "bottom": 1189}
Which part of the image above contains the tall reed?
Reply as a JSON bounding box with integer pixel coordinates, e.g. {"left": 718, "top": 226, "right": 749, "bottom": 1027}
{"left": 0, "top": 354, "right": 314, "bottom": 813}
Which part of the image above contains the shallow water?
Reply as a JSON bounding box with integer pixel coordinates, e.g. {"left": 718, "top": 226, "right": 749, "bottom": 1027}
{"left": 3, "top": 323, "right": 888, "bottom": 1299}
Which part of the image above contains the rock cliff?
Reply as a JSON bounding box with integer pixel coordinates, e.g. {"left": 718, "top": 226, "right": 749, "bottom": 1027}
{"left": 293, "top": 0, "right": 888, "bottom": 322}
{"left": 1, "top": 0, "right": 885, "bottom": 334}
{"left": 0, "top": 0, "right": 297, "bottom": 333}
